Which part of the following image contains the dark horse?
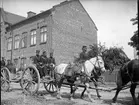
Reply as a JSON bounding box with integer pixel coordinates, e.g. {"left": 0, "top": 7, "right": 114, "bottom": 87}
{"left": 112, "top": 59, "right": 139, "bottom": 105}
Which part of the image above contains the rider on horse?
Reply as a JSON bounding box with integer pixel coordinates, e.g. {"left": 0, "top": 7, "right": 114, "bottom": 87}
{"left": 79, "top": 46, "right": 89, "bottom": 76}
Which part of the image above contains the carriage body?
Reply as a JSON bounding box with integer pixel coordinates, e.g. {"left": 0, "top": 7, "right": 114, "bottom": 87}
{"left": 1, "top": 63, "right": 57, "bottom": 94}
{"left": 20, "top": 63, "right": 57, "bottom": 95}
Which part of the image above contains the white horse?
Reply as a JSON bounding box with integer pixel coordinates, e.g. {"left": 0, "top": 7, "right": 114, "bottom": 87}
{"left": 54, "top": 56, "right": 106, "bottom": 102}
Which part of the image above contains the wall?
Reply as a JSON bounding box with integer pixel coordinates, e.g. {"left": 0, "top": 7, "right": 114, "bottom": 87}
{"left": 5, "top": 14, "right": 52, "bottom": 68}
{"left": 52, "top": 0, "right": 97, "bottom": 64}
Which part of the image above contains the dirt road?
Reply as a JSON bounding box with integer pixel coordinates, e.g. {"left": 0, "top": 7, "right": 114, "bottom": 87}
{"left": 1, "top": 83, "right": 139, "bottom": 105}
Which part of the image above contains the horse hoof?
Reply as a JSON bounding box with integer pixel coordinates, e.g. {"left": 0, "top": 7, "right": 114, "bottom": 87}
{"left": 57, "top": 95, "right": 62, "bottom": 99}
{"left": 90, "top": 99, "right": 94, "bottom": 103}
{"left": 70, "top": 97, "right": 74, "bottom": 101}
{"left": 98, "top": 95, "right": 102, "bottom": 98}
{"left": 81, "top": 96, "right": 84, "bottom": 99}
{"left": 112, "top": 98, "right": 116, "bottom": 103}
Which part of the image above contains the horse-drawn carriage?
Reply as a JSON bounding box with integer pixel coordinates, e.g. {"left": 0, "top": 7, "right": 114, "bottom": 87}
{"left": 1, "top": 55, "right": 139, "bottom": 104}
{"left": 1, "top": 63, "right": 57, "bottom": 94}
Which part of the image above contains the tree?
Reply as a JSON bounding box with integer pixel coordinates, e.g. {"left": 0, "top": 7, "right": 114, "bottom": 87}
{"left": 73, "top": 43, "right": 130, "bottom": 72}
{"left": 128, "top": 13, "right": 139, "bottom": 55}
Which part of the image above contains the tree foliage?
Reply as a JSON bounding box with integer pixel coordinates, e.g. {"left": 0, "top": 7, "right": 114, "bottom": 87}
{"left": 128, "top": 14, "right": 139, "bottom": 54}
{"left": 74, "top": 43, "right": 130, "bottom": 72}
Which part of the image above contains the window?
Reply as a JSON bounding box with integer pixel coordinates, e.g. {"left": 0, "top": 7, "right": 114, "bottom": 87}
{"left": 21, "top": 32, "right": 27, "bottom": 48}
{"left": 14, "top": 35, "right": 19, "bottom": 49}
{"left": 30, "top": 30, "right": 36, "bottom": 45}
{"left": 40, "top": 26, "right": 47, "bottom": 43}
{"left": 21, "top": 57, "right": 26, "bottom": 67}
{"left": 14, "top": 58, "right": 18, "bottom": 67}
{"left": 7, "top": 38, "right": 12, "bottom": 50}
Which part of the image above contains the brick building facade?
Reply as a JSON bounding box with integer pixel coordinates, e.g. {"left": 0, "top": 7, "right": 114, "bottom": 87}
{"left": 2, "top": 0, "right": 98, "bottom": 68}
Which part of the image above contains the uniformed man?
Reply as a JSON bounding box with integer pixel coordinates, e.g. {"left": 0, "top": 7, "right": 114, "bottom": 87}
{"left": 79, "top": 46, "right": 88, "bottom": 62}
{"left": 1, "top": 57, "right": 6, "bottom": 67}
{"left": 33, "top": 50, "right": 43, "bottom": 77}
{"left": 79, "top": 46, "right": 89, "bottom": 76}
{"left": 48, "top": 52, "right": 56, "bottom": 65}
{"left": 87, "top": 45, "right": 97, "bottom": 59}
{"left": 48, "top": 52, "right": 56, "bottom": 75}
{"left": 40, "top": 50, "right": 48, "bottom": 76}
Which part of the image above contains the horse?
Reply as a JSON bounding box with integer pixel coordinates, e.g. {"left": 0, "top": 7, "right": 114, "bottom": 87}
{"left": 112, "top": 59, "right": 139, "bottom": 105}
{"left": 54, "top": 56, "right": 106, "bottom": 102}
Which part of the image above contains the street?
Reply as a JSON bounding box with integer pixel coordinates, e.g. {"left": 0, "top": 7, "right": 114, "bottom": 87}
{"left": 1, "top": 82, "right": 139, "bottom": 105}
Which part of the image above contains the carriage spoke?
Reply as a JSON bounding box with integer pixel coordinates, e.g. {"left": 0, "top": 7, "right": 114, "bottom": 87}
{"left": 52, "top": 84, "right": 54, "bottom": 91}
{"left": 21, "top": 66, "right": 40, "bottom": 95}
{"left": 49, "top": 83, "right": 52, "bottom": 91}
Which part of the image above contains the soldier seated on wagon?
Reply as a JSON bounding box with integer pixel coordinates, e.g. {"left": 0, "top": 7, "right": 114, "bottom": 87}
{"left": 1, "top": 57, "right": 6, "bottom": 68}
{"left": 47, "top": 52, "right": 56, "bottom": 74}
{"left": 33, "top": 50, "right": 44, "bottom": 78}
{"left": 40, "top": 50, "right": 49, "bottom": 76}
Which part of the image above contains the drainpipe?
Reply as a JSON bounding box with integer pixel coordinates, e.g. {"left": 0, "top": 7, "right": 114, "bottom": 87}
{"left": 9, "top": 23, "right": 13, "bottom": 62}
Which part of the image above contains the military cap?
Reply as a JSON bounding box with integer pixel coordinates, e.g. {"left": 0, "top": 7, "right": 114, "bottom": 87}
{"left": 36, "top": 50, "right": 40, "bottom": 52}
{"left": 43, "top": 50, "right": 46, "bottom": 53}
{"left": 82, "top": 46, "right": 87, "bottom": 49}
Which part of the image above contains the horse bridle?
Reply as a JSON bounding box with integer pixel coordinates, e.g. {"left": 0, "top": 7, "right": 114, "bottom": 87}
{"left": 89, "top": 56, "right": 103, "bottom": 75}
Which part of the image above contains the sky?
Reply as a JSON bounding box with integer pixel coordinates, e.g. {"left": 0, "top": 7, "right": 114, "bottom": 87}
{"left": 1, "top": 0, "right": 137, "bottom": 59}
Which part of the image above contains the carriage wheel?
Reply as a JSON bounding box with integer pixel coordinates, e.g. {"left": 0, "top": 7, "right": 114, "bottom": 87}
{"left": 20, "top": 65, "right": 40, "bottom": 95}
{"left": 1, "top": 67, "right": 10, "bottom": 92}
{"left": 44, "top": 81, "right": 57, "bottom": 93}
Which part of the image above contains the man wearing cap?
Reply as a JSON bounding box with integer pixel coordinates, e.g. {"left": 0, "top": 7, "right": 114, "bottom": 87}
{"left": 40, "top": 50, "right": 48, "bottom": 76}
{"left": 79, "top": 46, "right": 89, "bottom": 76}
{"left": 48, "top": 52, "right": 56, "bottom": 75}
{"left": 48, "top": 52, "right": 56, "bottom": 65}
{"left": 1, "top": 57, "right": 6, "bottom": 67}
{"left": 33, "top": 50, "right": 43, "bottom": 77}
{"left": 87, "top": 45, "right": 97, "bottom": 59}
{"left": 79, "top": 46, "right": 88, "bottom": 62}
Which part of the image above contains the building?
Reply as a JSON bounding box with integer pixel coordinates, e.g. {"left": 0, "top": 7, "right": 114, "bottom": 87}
{"left": 1, "top": 0, "right": 98, "bottom": 68}
{"left": 0, "top": 8, "right": 26, "bottom": 59}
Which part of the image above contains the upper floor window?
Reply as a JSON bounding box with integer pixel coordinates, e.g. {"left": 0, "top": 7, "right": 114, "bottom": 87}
{"left": 7, "top": 38, "right": 12, "bottom": 51}
{"left": 30, "top": 30, "right": 36, "bottom": 45}
{"left": 14, "top": 58, "right": 18, "bottom": 67}
{"left": 14, "top": 35, "right": 19, "bottom": 49}
{"left": 40, "top": 26, "right": 47, "bottom": 43}
{"left": 21, "top": 57, "right": 26, "bottom": 67}
{"left": 21, "top": 32, "right": 27, "bottom": 48}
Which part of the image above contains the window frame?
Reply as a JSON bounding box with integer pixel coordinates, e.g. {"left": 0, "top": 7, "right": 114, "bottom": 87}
{"left": 30, "top": 29, "right": 37, "bottom": 46}
{"left": 7, "top": 37, "right": 12, "bottom": 51}
{"left": 40, "top": 26, "right": 47, "bottom": 44}
{"left": 13, "top": 58, "right": 18, "bottom": 67}
{"left": 14, "top": 35, "right": 20, "bottom": 50}
{"left": 20, "top": 57, "right": 26, "bottom": 67}
{"left": 21, "top": 32, "right": 27, "bottom": 48}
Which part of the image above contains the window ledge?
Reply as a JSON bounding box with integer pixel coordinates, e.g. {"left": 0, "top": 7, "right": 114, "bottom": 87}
{"left": 21, "top": 46, "right": 27, "bottom": 49}
{"left": 14, "top": 48, "right": 18, "bottom": 50}
{"left": 30, "top": 44, "right": 36, "bottom": 47}
{"left": 7, "top": 50, "right": 12, "bottom": 52}
{"left": 40, "top": 42, "right": 47, "bottom": 45}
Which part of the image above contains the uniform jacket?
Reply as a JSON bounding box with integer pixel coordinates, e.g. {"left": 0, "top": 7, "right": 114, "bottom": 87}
{"left": 40, "top": 55, "right": 48, "bottom": 64}
{"left": 48, "top": 57, "right": 56, "bottom": 65}
{"left": 33, "top": 55, "right": 41, "bottom": 65}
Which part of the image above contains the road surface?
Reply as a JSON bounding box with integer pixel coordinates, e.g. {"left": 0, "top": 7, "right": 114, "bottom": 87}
{"left": 1, "top": 82, "right": 139, "bottom": 105}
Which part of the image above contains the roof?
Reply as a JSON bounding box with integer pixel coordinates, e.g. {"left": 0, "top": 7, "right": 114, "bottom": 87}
{"left": 6, "top": 0, "right": 97, "bottom": 30}
{"left": 0, "top": 8, "right": 26, "bottom": 24}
